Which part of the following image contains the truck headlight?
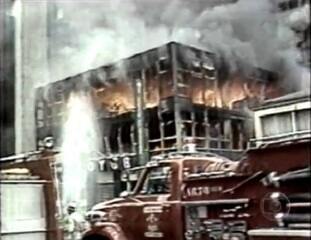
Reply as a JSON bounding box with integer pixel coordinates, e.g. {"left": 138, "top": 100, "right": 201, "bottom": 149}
{"left": 85, "top": 211, "right": 108, "bottom": 224}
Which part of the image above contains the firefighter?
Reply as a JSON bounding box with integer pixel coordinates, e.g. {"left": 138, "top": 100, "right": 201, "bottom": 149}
{"left": 63, "top": 202, "right": 84, "bottom": 240}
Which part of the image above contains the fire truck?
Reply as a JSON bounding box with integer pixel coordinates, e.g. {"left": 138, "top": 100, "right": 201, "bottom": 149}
{"left": 82, "top": 90, "right": 311, "bottom": 240}
{"left": 0, "top": 139, "right": 62, "bottom": 240}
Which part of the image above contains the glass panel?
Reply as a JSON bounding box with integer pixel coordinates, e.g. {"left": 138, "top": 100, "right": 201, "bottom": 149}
{"left": 1, "top": 184, "right": 45, "bottom": 221}
{"left": 140, "top": 166, "right": 171, "bottom": 195}
{"left": 262, "top": 112, "right": 292, "bottom": 137}
{"left": 296, "top": 109, "right": 311, "bottom": 131}
{"left": 1, "top": 184, "right": 46, "bottom": 233}
{"left": 2, "top": 233, "right": 45, "bottom": 240}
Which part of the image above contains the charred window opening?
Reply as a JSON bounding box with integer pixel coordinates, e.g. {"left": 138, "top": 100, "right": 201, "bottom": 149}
{"left": 195, "top": 112, "right": 205, "bottom": 135}
{"left": 231, "top": 120, "right": 244, "bottom": 149}
{"left": 205, "top": 68, "right": 216, "bottom": 79}
{"left": 192, "top": 60, "right": 201, "bottom": 74}
{"left": 177, "top": 73, "right": 190, "bottom": 97}
{"left": 208, "top": 115, "right": 233, "bottom": 149}
{"left": 202, "top": 56, "right": 216, "bottom": 79}
{"left": 159, "top": 71, "right": 173, "bottom": 99}
{"left": 162, "top": 111, "right": 176, "bottom": 137}
{"left": 150, "top": 63, "right": 158, "bottom": 76}
{"left": 145, "top": 67, "right": 160, "bottom": 107}
{"left": 148, "top": 111, "right": 161, "bottom": 147}
{"left": 158, "top": 57, "right": 170, "bottom": 73}
{"left": 181, "top": 111, "right": 192, "bottom": 137}
{"left": 109, "top": 124, "right": 119, "bottom": 153}
{"left": 121, "top": 122, "right": 133, "bottom": 153}
{"left": 177, "top": 57, "right": 188, "bottom": 70}
{"left": 209, "top": 124, "right": 220, "bottom": 149}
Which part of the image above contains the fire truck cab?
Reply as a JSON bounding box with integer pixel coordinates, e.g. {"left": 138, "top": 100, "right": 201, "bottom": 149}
{"left": 83, "top": 152, "right": 245, "bottom": 240}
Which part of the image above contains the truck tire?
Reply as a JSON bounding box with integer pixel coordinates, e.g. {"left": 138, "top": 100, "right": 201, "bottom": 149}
{"left": 82, "top": 226, "right": 127, "bottom": 240}
{"left": 104, "top": 226, "right": 127, "bottom": 240}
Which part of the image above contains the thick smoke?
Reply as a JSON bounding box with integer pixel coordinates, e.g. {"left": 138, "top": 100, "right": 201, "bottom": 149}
{"left": 50, "top": 0, "right": 310, "bottom": 90}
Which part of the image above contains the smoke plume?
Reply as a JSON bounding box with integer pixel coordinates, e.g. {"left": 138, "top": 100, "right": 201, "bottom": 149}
{"left": 49, "top": 0, "right": 310, "bottom": 90}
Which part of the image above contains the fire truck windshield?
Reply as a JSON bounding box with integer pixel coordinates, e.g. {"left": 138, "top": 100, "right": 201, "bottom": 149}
{"left": 139, "top": 166, "right": 172, "bottom": 195}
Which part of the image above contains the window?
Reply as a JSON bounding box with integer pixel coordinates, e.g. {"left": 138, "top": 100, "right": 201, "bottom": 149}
{"left": 262, "top": 112, "right": 292, "bottom": 137}
{"left": 192, "top": 60, "right": 201, "bottom": 74}
{"left": 1, "top": 184, "right": 46, "bottom": 233}
{"left": 296, "top": 109, "right": 311, "bottom": 131}
{"left": 158, "top": 57, "right": 170, "bottom": 73}
{"left": 140, "top": 166, "right": 172, "bottom": 195}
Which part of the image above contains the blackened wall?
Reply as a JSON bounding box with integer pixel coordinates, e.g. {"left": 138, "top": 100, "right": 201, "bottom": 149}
{"left": 0, "top": 0, "right": 15, "bottom": 157}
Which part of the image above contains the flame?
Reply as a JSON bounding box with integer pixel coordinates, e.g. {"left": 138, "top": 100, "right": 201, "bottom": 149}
{"left": 221, "top": 77, "right": 250, "bottom": 108}
{"left": 191, "top": 77, "right": 248, "bottom": 109}
{"left": 145, "top": 79, "right": 160, "bottom": 108}
{"left": 91, "top": 75, "right": 280, "bottom": 115}
{"left": 92, "top": 80, "right": 161, "bottom": 114}
{"left": 93, "top": 82, "right": 135, "bottom": 114}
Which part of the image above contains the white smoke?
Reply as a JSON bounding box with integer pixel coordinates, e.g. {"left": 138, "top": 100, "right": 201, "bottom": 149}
{"left": 49, "top": 0, "right": 310, "bottom": 91}
{"left": 287, "top": 4, "right": 310, "bottom": 30}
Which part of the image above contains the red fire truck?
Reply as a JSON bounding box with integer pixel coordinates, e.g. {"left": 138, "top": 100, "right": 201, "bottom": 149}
{"left": 82, "top": 142, "right": 309, "bottom": 240}
{"left": 82, "top": 91, "right": 310, "bottom": 240}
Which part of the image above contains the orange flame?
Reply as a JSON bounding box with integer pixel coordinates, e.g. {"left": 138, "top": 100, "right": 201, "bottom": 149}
{"left": 92, "top": 76, "right": 279, "bottom": 115}
{"left": 93, "top": 82, "right": 135, "bottom": 114}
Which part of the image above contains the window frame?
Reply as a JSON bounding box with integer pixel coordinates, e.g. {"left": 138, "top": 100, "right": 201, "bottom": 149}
{"left": 133, "top": 163, "right": 172, "bottom": 197}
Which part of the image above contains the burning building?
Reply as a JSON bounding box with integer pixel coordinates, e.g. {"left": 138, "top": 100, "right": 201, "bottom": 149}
{"left": 35, "top": 42, "right": 280, "bottom": 201}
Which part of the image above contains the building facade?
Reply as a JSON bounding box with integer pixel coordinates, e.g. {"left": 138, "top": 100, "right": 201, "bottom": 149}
{"left": 35, "top": 42, "right": 280, "bottom": 203}
{"left": 0, "top": 0, "right": 15, "bottom": 157}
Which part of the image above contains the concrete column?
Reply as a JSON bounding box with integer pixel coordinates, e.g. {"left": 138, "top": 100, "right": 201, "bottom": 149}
{"left": 15, "top": 0, "right": 49, "bottom": 153}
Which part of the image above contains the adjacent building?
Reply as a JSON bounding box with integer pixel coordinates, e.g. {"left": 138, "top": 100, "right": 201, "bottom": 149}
{"left": 0, "top": 0, "right": 15, "bottom": 157}
{"left": 252, "top": 89, "right": 311, "bottom": 147}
